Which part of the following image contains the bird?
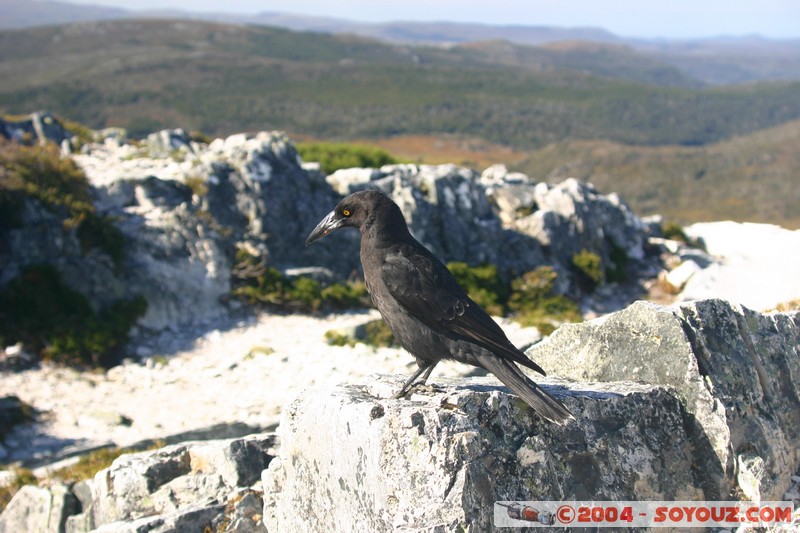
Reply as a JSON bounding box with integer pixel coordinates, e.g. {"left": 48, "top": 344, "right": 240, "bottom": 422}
{"left": 306, "top": 189, "right": 573, "bottom": 424}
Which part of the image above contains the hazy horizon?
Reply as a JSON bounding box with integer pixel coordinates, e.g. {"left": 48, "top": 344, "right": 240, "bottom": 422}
{"left": 51, "top": 0, "right": 800, "bottom": 40}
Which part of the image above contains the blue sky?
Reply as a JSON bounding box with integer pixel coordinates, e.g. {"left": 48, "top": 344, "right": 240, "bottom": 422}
{"left": 58, "top": 0, "right": 800, "bottom": 39}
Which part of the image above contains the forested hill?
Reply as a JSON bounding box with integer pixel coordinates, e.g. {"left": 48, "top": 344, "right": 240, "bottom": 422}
{"left": 2, "top": 19, "right": 799, "bottom": 147}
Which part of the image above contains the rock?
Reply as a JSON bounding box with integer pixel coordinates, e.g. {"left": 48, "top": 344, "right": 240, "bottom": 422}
{"left": 90, "top": 503, "right": 226, "bottom": 533}
{"left": 0, "top": 343, "right": 38, "bottom": 371}
{"left": 0, "top": 111, "right": 72, "bottom": 146}
{"left": 2, "top": 119, "right": 666, "bottom": 337}
{"left": 212, "top": 489, "right": 267, "bottom": 533}
{"left": 262, "top": 298, "right": 799, "bottom": 530}
{"left": 662, "top": 259, "right": 701, "bottom": 291}
{"left": 326, "top": 163, "right": 656, "bottom": 294}
{"left": 0, "top": 484, "right": 78, "bottom": 533}
{"left": 262, "top": 375, "right": 702, "bottom": 532}
{"left": 526, "top": 298, "right": 800, "bottom": 501}
{"left": 74, "top": 434, "right": 275, "bottom": 530}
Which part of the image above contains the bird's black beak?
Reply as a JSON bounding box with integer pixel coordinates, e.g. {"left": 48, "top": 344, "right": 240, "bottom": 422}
{"left": 305, "top": 209, "right": 343, "bottom": 246}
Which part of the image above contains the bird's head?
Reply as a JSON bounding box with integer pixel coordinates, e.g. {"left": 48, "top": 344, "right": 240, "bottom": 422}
{"left": 305, "top": 190, "right": 387, "bottom": 245}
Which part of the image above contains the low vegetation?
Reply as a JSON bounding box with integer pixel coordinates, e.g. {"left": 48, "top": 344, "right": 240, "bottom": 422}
{"left": 446, "top": 262, "right": 508, "bottom": 316}
{"left": 515, "top": 120, "right": 800, "bottom": 228}
{"left": 325, "top": 319, "right": 396, "bottom": 348}
{"left": 0, "top": 264, "right": 147, "bottom": 367}
{"left": 297, "top": 142, "right": 400, "bottom": 174}
{"left": 0, "top": 139, "right": 126, "bottom": 268}
{"left": 508, "top": 266, "right": 582, "bottom": 335}
{"left": 231, "top": 249, "right": 370, "bottom": 313}
{"left": 765, "top": 299, "right": 800, "bottom": 313}
{"left": 0, "top": 469, "right": 37, "bottom": 513}
{"left": 0, "top": 139, "right": 146, "bottom": 367}
{"left": 0, "top": 441, "right": 165, "bottom": 513}
{"left": 324, "top": 262, "right": 584, "bottom": 345}
{"left": 571, "top": 249, "right": 605, "bottom": 290}
{"left": 449, "top": 261, "right": 582, "bottom": 335}
{"left": 50, "top": 441, "right": 164, "bottom": 483}
{"left": 3, "top": 21, "right": 799, "bottom": 151}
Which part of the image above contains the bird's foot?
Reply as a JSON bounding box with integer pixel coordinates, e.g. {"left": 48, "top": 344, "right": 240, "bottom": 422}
{"left": 394, "top": 383, "right": 445, "bottom": 398}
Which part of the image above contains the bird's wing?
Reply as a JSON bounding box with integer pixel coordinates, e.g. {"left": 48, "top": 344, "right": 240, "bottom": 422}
{"left": 381, "top": 247, "right": 546, "bottom": 375}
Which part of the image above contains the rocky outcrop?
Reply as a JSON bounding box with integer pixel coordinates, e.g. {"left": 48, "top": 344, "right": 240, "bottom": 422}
{"left": 0, "top": 434, "right": 277, "bottom": 533}
{"left": 260, "top": 299, "right": 798, "bottom": 531}
{"left": 327, "top": 163, "right": 657, "bottom": 292}
{"left": 262, "top": 376, "right": 702, "bottom": 532}
{"left": 2, "top": 127, "right": 345, "bottom": 332}
{"left": 1, "top": 299, "right": 797, "bottom": 531}
{"left": 3, "top": 115, "right": 666, "bottom": 335}
{"left": 0, "top": 111, "right": 72, "bottom": 146}
{"left": 526, "top": 299, "right": 800, "bottom": 502}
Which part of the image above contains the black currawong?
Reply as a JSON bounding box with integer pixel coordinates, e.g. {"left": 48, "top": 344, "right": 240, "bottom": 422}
{"left": 306, "top": 189, "right": 573, "bottom": 424}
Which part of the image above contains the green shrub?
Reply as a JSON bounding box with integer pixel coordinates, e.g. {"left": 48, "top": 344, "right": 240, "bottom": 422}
{"left": 0, "top": 139, "right": 94, "bottom": 227}
{"left": 321, "top": 280, "right": 370, "bottom": 309}
{"left": 0, "top": 264, "right": 147, "bottom": 367}
{"left": 61, "top": 117, "right": 94, "bottom": 148}
{"left": 361, "top": 318, "right": 396, "bottom": 347}
{"left": 572, "top": 249, "right": 604, "bottom": 290}
{"left": 324, "top": 318, "right": 396, "bottom": 348}
{"left": 0, "top": 139, "right": 127, "bottom": 266}
{"left": 446, "top": 262, "right": 507, "bottom": 316}
{"left": 443, "top": 262, "right": 582, "bottom": 335}
{"left": 188, "top": 130, "right": 212, "bottom": 145}
{"left": 184, "top": 175, "right": 209, "bottom": 197}
{"left": 231, "top": 249, "right": 369, "bottom": 313}
{"left": 508, "top": 266, "right": 582, "bottom": 335}
{"left": 297, "top": 142, "right": 399, "bottom": 174}
{"left": 76, "top": 213, "right": 126, "bottom": 271}
{"left": 662, "top": 221, "right": 690, "bottom": 242}
{"left": 324, "top": 329, "right": 352, "bottom": 346}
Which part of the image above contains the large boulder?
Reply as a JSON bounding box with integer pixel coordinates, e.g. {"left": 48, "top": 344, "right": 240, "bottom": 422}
{"left": 262, "top": 375, "right": 702, "bottom": 532}
{"left": 262, "top": 298, "right": 799, "bottom": 531}
{"left": 526, "top": 299, "right": 800, "bottom": 501}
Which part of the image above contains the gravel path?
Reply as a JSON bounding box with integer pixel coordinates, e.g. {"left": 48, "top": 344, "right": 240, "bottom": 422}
{"left": 0, "top": 310, "right": 538, "bottom": 466}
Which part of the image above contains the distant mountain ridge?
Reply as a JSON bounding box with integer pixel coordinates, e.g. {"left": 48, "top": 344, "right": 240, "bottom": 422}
{"left": 4, "top": 0, "right": 800, "bottom": 84}
{"left": 3, "top": 18, "right": 799, "bottom": 150}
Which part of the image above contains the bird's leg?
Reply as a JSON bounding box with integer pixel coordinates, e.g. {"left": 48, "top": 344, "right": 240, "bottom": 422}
{"left": 393, "top": 362, "right": 438, "bottom": 399}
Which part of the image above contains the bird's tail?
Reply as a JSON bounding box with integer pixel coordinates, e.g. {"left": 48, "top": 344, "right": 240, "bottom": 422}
{"left": 477, "top": 355, "right": 574, "bottom": 425}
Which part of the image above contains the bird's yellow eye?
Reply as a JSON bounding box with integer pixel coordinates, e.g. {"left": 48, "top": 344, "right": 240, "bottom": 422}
{"left": 342, "top": 209, "right": 351, "bottom": 217}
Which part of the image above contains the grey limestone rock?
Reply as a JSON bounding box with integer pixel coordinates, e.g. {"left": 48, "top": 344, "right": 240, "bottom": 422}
{"left": 327, "top": 162, "right": 654, "bottom": 290}
{"left": 60, "top": 434, "right": 276, "bottom": 532}
{"left": 262, "top": 299, "right": 799, "bottom": 531}
{"left": 0, "top": 111, "right": 72, "bottom": 146}
{"left": 2, "top": 119, "right": 663, "bottom": 337}
{"left": 526, "top": 298, "right": 800, "bottom": 501}
{"left": 262, "top": 375, "right": 703, "bottom": 532}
